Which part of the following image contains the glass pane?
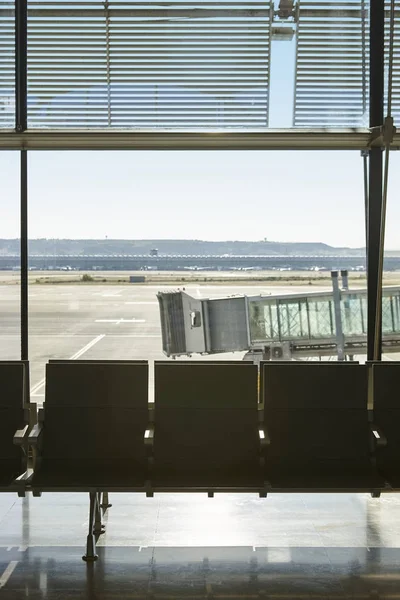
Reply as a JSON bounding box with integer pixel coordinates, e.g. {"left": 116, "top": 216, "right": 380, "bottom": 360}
{"left": 5, "top": 0, "right": 400, "bottom": 131}
{"left": 26, "top": 149, "right": 367, "bottom": 381}
{"left": 0, "top": 151, "right": 20, "bottom": 360}
{"left": 293, "top": 0, "right": 370, "bottom": 128}
{"left": 382, "top": 153, "right": 400, "bottom": 359}
{"left": 27, "top": 0, "right": 273, "bottom": 128}
{"left": 340, "top": 292, "right": 367, "bottom": 336}
{"left": 0, "top": 0, "right": 14, "bottom": 128}
{"left": 25, "top": 0, "right": 400, "bottom": 130}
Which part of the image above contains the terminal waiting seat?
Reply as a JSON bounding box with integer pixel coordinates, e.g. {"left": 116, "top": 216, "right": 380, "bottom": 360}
{"left": 152, "top": 362, "right": 263, "bottom": 491}
{"left": 371, "top": 362, "right": 400, "bottom": 489}
{"left": 262, "top": 363, "right": 384, "bottom": 492}
{"left": 29, "top": 361, "right": 149, "bottom": 490}
{"left": 0, "top": 361, "right": 31, "bottom": 490}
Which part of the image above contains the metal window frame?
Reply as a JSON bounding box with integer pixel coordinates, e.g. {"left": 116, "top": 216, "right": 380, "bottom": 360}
{"left": 0, "top": 128, "right": 399, "bottom": 150}
{"left": 367, "top": 0, "right": 385, "bottom": 361}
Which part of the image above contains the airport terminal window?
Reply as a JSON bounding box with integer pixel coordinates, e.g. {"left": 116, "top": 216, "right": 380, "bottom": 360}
{"left": 0, "top": 1, "right": 14, "bottom": 129}
{"left": 19, "top": 148, "right": 369, "bottom": 391}
{"left": 3, "top": 0, "right": 400, "bottom": 132}
{"left": 0, "top": 152, "right": 20, "bottom": 359}
{"left": 0, "top": 1, "right": 398, "bottom": 380}
{"left": 1, "top": 0, "right": 390, "bottom": 130}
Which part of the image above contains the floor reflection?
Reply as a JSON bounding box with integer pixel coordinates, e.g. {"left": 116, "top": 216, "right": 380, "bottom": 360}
{"left": 1, "top": 545, "right": 400, "bottom": 598}
{"left": 2, "top": 492, "right": 400, "bottom": 598}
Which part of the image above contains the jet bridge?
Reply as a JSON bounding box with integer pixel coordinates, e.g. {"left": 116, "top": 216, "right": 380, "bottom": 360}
{"left": 157, "top": 277, "right": 400, "bottom": 360}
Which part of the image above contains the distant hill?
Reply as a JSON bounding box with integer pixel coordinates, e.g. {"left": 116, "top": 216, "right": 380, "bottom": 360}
{"left": 0, "top": 238, "right": 368, "bottom": 256}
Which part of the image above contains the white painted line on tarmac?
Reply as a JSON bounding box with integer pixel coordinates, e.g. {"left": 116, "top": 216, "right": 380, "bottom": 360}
{"left": 30, "top": 334, "right": 106, "bottom": 395}
{"left": 30, "top": 378, "right": 46, "bottom": 396}
{"left": 125, "top": 302, "right": 158, "bottom": 305}
{"left": 0, "top": 561, "right": 18, "bottom": 589}
{"left": 102, "top": 292, "right": 122, "bottom": 297}
{"left": 70, "top": 334, "right": 106, "bottom": 359}
{"left": 108, "top": 334, "right": 161, "bottom": 338}
{"left": 95, "top": 318, "right": 145, "bottom": 325}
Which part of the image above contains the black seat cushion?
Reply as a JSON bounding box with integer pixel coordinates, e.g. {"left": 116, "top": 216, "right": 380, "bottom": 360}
{"left": 152, "top": 465, "right": 264, "bottom": 489}
{"left": 264, "top": 468, "right": 384, "bottom": 491}
{"left": 31, "top": 459, "right": 147, "bottom": 488}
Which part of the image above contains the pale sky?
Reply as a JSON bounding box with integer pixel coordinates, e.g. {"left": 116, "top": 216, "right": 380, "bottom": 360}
{"left": 1, "top": 148, "right": 399, "bottom": 249}
{"left": 0, "top": 23, "right": 399, "bottom": 249}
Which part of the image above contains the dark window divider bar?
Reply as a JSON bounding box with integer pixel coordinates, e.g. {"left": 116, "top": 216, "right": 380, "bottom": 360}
{"left": 20, "top": 150, "right": 28, "bottom": 361}
{"left": 15, "top": 0, "right": 28, "bottom": 361}
{"left": 15, "top": 0, "right": 27, "bottom": 133}
{"left": 367, "top": 0, "right": 385, "bottom": 361}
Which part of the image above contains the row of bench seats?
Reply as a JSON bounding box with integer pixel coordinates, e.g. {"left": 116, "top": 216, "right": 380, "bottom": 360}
{"left": 0, "top": 359, "right": 398, "bottom": 560}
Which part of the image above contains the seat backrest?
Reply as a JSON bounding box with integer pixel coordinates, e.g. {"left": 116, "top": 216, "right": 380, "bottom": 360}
{"left": 262, "top": 363, "right": 369, "bottom": 475}
{"left": 156, "top": 360, "right": 252, "bottom": 364}
{"left": 42, "top": 361, "right": 148, "bottom": 467}
{"left": 259, "top": 360, "right": 360, "bottom": 407}
{"left": 372, "top": 362, "right": 400, "bottom": 469}
{"left": 154, "top": 362, "right": 259, "bottom": 471}
{"left": 0, "top": 361, "right": 27, "bottom": 468}
{"left": 49, "top": 359, "right": 147, "bottom": 365}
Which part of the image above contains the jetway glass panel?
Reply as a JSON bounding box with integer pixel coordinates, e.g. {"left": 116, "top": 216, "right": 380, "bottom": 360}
{"left": 340, "top": 293, "right": 366, "bottom": 336}
{"left": 249, "top": 289, "right": 400, "bottom": 344}
{"left": 249, "top": 295, "right": 335, "bottom": 342}
{"left": 382, "top": 290, "right": 400, "bottom": 334}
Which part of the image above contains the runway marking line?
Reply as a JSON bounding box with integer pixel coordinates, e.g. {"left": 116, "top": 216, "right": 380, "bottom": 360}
{"left": 101, "top": 292, "right": 122, "bottom": 298}
{"left": 125, "top": 302, "right": 158, "bottom": 305}
{"left": 108, "top": 334, "right": 161, "bottom": 338}
{"left": 95, "top": 318, "right": 145, "bottom": 325}
{"left": 0, "top": 561, "right": 18, "bottom": 589}
{"left": 30, "top": 334, "right": 106, "bottom": 396}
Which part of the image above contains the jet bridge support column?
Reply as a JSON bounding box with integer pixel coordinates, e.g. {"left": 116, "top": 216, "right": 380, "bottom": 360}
{"left": 331, "top": 271, "right": 345, "bottom": 361}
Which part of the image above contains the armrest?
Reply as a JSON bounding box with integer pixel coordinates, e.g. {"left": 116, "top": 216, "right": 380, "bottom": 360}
{"left": 13, "top": 425, "right": 30, "bottom": 446}
{"left": 259, "top": 427, "right": 270, "bottom": 449}
{"left": 370, "top": 423, "right": 387, "bottom": 448}
{"left": 28, "top": 422, "right": 44, "bottom": 445}
{"left": 144, "top": 426, "right": 154, "bottom": 447}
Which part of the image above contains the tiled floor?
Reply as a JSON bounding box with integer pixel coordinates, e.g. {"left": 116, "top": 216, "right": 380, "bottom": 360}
{"left": 1, "top": 491, "right": 400, "bottom": 598}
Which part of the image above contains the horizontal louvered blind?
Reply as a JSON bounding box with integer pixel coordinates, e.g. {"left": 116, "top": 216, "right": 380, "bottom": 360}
{"left": 294, "top": 1, "right": 370, "bottom": 127}
{"left": 0, "top": 1, "right": 14, "bottom": 128}
{"left": 27, "top": 0, "right": 273, "bottom": 128}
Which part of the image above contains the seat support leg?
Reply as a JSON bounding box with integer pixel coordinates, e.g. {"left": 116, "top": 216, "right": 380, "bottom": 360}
{"left": 82, "top": 492, "right": 99, "bottom": 562}
{"left": 93, "top": 492, "right": 105, "bottom": 535}
{"left": 100, "top": 491, "right": 112, "bottom": 510}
